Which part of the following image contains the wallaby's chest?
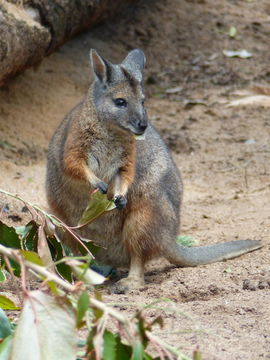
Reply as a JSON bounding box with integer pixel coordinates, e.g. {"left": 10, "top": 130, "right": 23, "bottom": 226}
{"left": 87, "top": 138, "right": 126, "bottom": 182}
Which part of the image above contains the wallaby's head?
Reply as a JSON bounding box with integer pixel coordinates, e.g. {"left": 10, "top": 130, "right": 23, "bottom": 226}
{"left": 90, "top": 48, "right": 148, "bottom": 136}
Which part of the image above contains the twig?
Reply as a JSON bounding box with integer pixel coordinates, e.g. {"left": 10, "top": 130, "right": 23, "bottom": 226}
{"left": 3, "top": 254, "right": 15, "bottom": 279}
{"left": 0, "top": 244, "right": 75, "bottom": 292}
{"left": 0, "top": 188, "right": 93, "bottom": 257}
{"left": 145, "top": 331, "right": 191, "bottom": 360}
{"left": 0, "top": 244, "right": 187, "bottom": 360}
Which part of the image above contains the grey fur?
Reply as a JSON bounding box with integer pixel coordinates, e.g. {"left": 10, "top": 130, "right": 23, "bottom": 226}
{"left": 46, "top": 49, "right": 262, "bottom": 293}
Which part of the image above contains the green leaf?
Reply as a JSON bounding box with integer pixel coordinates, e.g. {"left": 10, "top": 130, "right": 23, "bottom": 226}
{"left": 193, "top": 348, "right": 203, "bottom": 360}
{"left": 143, "top": 353, "right": 154, "bottom": 360}
{"left": 103, "top": 330, "right": 117, "bottom": 360}
{"left": 9, "top": 291, "right": 77, "bottom": 360}
{"left": 76, "top": 291, "right": 90, "bottom": 327}
{"left": 224, "top": 266, "right": 233, "bottom": 273}
{"left": 137, "top": 317, "right": 148, "bottom": 348}
{"left": 19, "top": 250, "right": 43, "bottom": 266}
{"left": 0, "top": 309, "right": 12, "bottom": 339}
{"left": 176, "top": 235, "right": 198, "bottom": 247}
{"left": 0, "top": 222, "right": 21, "bottom": 276}
{"left": 86, "top": 327, "right": 96, "bottom": 356}
{"left": 15, "top": 221, "right": 38, "bottom": 251}
{"left": 228, "top": 26, "right": 237, "bottom": 38}
{"left": 46, "top": 280, "right": 60, "bottom": 296}
{"left": 131, "top": 341, "right": 144, "bottom": 360}
{"left": 0, "top": 334, "right": 13, "bottom": 360}
{"left": 78, "top": 190, "right": 116, "bottom": 226}
{"left": 0, "top": 268, "right": 6, "bottom": 282}
{"left": 0, "top": 296, "right": 20, "bottom": 311}
{"left": 0, "top": 221, "right": 21, "bottom": 249}
{"left": 78, "top": 239, "right": 101, "bottom": 256}
{"left": 47, "top": 235, "right": 72, "bottom": 282}
{"left": 68, "top": 260, "right": 105, "bottom": 285}
{"left": 114, "top": 335, "right": 132, "bottom": 360}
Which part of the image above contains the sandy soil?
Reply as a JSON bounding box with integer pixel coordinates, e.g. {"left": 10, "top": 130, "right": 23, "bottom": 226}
{"left": 1, "top": 0, "right": 270, "bottom": 358}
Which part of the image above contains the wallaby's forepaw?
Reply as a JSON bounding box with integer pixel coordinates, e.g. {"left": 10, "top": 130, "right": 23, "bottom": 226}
{"left": 96, "top": 181, "right": 108, "bottom": 194}
{"left": 114, "top": 195, "right": 127, "bottom": 210}
{"left": 111, "top": 277, "right": 144, "bottom": 294}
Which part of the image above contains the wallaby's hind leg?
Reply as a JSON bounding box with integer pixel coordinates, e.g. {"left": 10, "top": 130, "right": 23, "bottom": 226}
{"left": 112, "top": 254, "right": 145, "bottom": 294}
{"left": 112, "top": 202, "right": 161, "bottom": 294}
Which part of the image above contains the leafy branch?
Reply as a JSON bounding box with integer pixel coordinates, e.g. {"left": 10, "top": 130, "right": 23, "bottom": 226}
{"left": 0, "top": 189, "right": 200, "bottom": 360}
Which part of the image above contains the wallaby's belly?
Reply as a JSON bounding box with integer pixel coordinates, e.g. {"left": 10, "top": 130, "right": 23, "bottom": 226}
{"left": 57, "top": 178, "right": 131, "bottom": 267}
{"left": 80, "top": 213, "right": 130, "bottom": 267}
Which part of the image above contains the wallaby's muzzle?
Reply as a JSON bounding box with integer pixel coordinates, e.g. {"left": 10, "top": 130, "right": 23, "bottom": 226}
{"left": 130, "top": 117, "right": 148, "bottom": 135}
{"left": 135, "top": 122, "right": 148, "bottom": 135}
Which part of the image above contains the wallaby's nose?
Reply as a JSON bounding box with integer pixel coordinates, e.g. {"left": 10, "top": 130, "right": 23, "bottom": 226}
{"left": 132, "top": 117, "right": 148, "bottom": 135}
{"left": 137, "top": 118, "right": 148, "bottom": 133}
{"left": 139, "top": 123, "right": 147, "bottom": 132}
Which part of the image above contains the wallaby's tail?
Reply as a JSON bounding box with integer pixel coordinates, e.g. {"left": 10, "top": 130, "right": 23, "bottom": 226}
{"left": 165, "top": 239, "right": 262, "bottom": 267}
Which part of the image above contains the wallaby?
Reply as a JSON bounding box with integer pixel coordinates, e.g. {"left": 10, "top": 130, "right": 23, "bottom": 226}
{"left": 46, "top": 49, "right": 262, "bottom": 293}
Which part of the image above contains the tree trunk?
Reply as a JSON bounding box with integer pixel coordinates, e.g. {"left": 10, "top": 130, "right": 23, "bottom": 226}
{"left": 0, "top": 0, "right": 138, "bottom": 86}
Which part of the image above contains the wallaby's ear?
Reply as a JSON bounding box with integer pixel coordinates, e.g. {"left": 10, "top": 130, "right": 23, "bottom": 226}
{"left": 90, "top": 49, "right": 111, "bottom": 84}
{"left": 121, "top": 49, "right": 146, "bottom": 82}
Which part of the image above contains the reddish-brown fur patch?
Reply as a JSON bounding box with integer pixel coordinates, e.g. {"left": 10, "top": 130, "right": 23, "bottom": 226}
{"left": 119, "top": 138, "right": 136, "bottom": 187}
{"left": 63, "top": 118, "right": 90, "bottom": 182}
{"left": 122, "top": 202, "right": 161, "bottom": 263}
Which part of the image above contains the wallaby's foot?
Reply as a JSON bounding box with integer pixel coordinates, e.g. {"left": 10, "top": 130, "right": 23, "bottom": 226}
{"left": 111, "top": 276, "right": 144, "bottom": 294}
{"left": 114, "top": 195, "right": 127, "bottom": 210}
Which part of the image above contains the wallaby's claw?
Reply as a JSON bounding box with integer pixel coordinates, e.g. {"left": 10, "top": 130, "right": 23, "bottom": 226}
{"left": 114, "top": 195, "right": 127, "bottom": 210}
{"left": 97, "top": 181, "right": 108, "bottom": 194}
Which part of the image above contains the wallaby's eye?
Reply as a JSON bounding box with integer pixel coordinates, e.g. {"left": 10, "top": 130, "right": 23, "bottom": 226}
{"left": 114, "top": 98, "right": 127, "bottom": 108}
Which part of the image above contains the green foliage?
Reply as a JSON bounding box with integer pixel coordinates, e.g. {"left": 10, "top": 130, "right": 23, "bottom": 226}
{"left": 223, "top": 266, "right": 233, "bottom": 273}
{"left": 228, "top": 26, "right": 237, "bottom": 38}
{"left": 15, "top": 221, "right": 39, "bottom": 251}
{"left": 0, "top": 221, "right": 21, "bottom": 249}
{"left": 76, "top": 291, "right": 90, "bottom": 328}
{"left": 0, "top": 189, "right": 196, "bottom": 360}
{"left": 78, "top": 190, "right": 116, "bottom": 226}
{"left": 193, "top": 348, "right": 203, "bottom": 360}
{"left": 0, "top": 268, "right": 6, "bottom": 282}
{"left": 0, "top": 296, "right": 19, "bottom": 311}
{"left": 0, "top": 221, "right": 21, "bottom": 276}
{"left": 177, "top": 235, "right": 198, "bottom": 247}
{"left": 0, "top": 309, "right": 12, "bottom": 339}
{"left": 9, "top": 291, "right": 77, "bottom": 360}
{"left": 47, "top": 234, "right": 73, "bottom": 282}
{"left": 0, "top": 335, "right": 13, "bottom": 360}
{"left": 20, "top": 250, "right": 43, "bottom": 266}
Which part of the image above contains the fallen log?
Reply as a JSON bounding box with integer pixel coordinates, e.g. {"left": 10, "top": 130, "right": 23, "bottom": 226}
{"left": 0, "top": 0, "right": 138, "bottom": 86}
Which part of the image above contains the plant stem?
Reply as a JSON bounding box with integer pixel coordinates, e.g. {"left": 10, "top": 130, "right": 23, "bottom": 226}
{"left": 0, "top": 244, "right": 75, "bottom": 291}
{"left": 145, "top": 331, "right": 192, "bottom": 360}
{"left": 0, "top": 188, "right": 93, "bottom": 256}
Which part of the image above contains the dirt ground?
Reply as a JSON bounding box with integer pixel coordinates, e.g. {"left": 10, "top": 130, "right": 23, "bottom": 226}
{"left": 1, "top": 0, "right": 270, "bottom": 358}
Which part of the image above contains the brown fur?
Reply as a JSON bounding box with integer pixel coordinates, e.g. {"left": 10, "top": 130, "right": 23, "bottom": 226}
{"left": 46, "top": 49, "right": 262, "bottom": 294}
{"left": 122, "top": 202, "right": 160, "bottom": 262}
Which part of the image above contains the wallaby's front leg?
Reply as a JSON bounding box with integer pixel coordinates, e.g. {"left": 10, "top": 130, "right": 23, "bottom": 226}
{"left": 111, "top": 171, "right": 130, "bottom": 209}
{"left": 110, "top": 144, "right": 136, "bottom": 209}
{"left": 63, "top": 139, "right": 108, "bottom": 193}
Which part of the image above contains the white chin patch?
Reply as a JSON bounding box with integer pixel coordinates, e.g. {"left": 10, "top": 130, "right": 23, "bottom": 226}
{"left": 134, "top": 133, "right": 146, "bottom": 140}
